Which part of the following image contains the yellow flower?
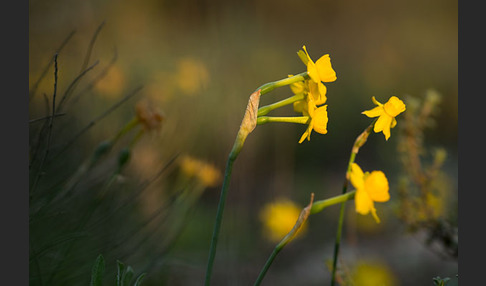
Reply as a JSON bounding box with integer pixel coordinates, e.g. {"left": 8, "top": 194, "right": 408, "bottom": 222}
{"left": 179, "top": 155, "right": 222, "bottom": 188}
{"left": 259, "top": 198, "right": 307, "bottom": 243}
{"left": 350, "top": 163, "right": 390, "bottom": 223}
{"left": 350, "top": 261, "right": 398, "bottom": 286}
{"left": 301, "top": 45, "right": 337, "bottom": 84}
{"left": 298, "top": 96, "right": 329, "bottom": 143}
{"left": 362, "top": 96, "right": 406, "bottom": 140}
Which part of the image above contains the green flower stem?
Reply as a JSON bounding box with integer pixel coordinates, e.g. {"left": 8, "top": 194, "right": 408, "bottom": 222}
{"left": 311, "top": 191, "right": 356, "bottom": 215}
{"left": 257, "top": 72, "right": 309, "bottom": 95}
{"left": 257, "top": 93, "right": 305, "bottom": 116}
{"left": 206, "top": 73, "right": 309, "bottom": 285}
{"left": 205, "top": 137, "right": 245, "bottom": 286}
{"left": 254, "top": 192, "right": 355, "bottom": 286}
{"left": 257, "top": 116, "right": 310, "bottom": 126}
{"left": 330, "top": 121, "right": 376, "bottom": 286}
{"left": 254, "top": 245, "right": 282, "bottom": 286}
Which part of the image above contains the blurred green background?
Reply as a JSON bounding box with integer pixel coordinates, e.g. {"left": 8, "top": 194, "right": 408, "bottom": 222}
{"left": 29, "top": 0, "right": 458, "bottom": 285}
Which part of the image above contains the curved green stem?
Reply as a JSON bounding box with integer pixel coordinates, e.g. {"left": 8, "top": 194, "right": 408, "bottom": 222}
{"left": 257, "top": 72, "right": 308, "bottom": 95}
{"left": 311, "top": 192, "right": 356, "bottom": 215}
{"left": 254, "top": 246, "right": 282, "bottom": 286}
{"left": 257, "top": 93, "right": 305, "bottom": 116}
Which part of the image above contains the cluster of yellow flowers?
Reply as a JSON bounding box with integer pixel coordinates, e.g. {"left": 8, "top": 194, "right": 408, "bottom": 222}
{"left": 291, "top": 46, "right": 337, "bottom": 143}
{"left": 259, "top": 46, "right": 407, "bottom": 240}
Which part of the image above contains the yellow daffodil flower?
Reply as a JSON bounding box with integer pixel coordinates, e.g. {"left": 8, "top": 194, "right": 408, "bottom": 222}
{"left": 298, "top": 96, "right": 328, "bottom": 143}
{"left": 362, "top": 96, "right": 406, "bottom": 140}
{"left": 349, "top": 163, "right": 390, "bottom": 223}
{"left": 301, "top": 45, "right": 337, "bottom": 84}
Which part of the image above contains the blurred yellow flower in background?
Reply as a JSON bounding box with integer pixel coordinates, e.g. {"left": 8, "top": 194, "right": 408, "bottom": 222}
{"left": 350, "top": 260, "right": 398, "bottom": 286}
{"left": 350, "top": 163, "right": 390, "bottom": 223}
{"left": 259, "top": 198, "right": 307, "bottom": 243}
{"left": 94, "top": 65, "right": 126, "bottom": 98}
{"left": 179, "top": 155, "right": 222, "bottom": 188}
{"left": 175, "top": 57, "right": 210, "bottom": 95}
{"left": 362, "top": 96, "right": 406, "bottom": 140}
{"left": 135, "top": 100, "right": 165, "bottom": 132}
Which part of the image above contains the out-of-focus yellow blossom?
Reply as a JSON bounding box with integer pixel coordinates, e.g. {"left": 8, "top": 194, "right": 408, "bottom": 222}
{"left": 350, "top": 163, "right": 390, "bottom": 223}
{"left": 300, "top": 45, "right": 337, "bottom": 84}
{"left": 94, "top": 65, "right": 125, "bottom": 98}
{"left": 259, "top": 198, "right": 307, "bottom": 243}
{"left": 175, "top": 57, "right": 210, "bottom": 95}
{"left": 179, "top": 155, "right": 222, "bottom": 188}
{"left": 298, "top": 97, "right": 328, "bottom": 143}
{"left": 350, "top": 261, "right": 398, "bottom": 286}
{"left": 135, "top": 100, "right": 164, "bottom": 132}
{"left": 362, "top": 96, "right": 406, "bottom": 140}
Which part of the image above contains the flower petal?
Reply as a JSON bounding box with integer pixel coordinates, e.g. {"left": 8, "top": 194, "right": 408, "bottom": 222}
{"left": 383, "top": 96, "right": 406, "bottom": 117}
{"left": 315, "top": 54, "right": 337, "bottom": 82}
{"left": 312, "top": 105, "right": 328, "bottom": 134}
{"left": 364, "top": 171, "right": 390, "bottom": 202}
{"left": 308, "top": 81, "right": 327, "bottom": 105}
{"left": 374, "top": 114, "right": 393, "bottom": 140}
{"left": 299, "top": 124, "right": 313, "bottom": 144}
{"left": 293, "top": 100, "right": 306, "bottom": 115}
{"left": 362, "top": 106, "right": 383, "bottom": 118}
{"left": 350, "top": 163, "right": 365, "bottom": 190}
{"left": 355, "top": 188, "right": 373, "bottom": 215}
{"left": 306, "top": 60, "right": 320, "bottom": 84}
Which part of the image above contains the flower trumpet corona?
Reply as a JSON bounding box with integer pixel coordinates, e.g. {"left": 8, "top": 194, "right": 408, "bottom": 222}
{"left": 362, "top": 96, "right": 406, "bottom": 140}
{"left": 299, "top": 45, "right": 337, "bottom": 84}
{"left": 349, "top": 163, "right": 390, "bottom": 223}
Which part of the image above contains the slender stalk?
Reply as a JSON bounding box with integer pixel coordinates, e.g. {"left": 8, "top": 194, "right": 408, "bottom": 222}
{"left": 29, "top": 30, "right": 76, "bottom": 100}
{"left": 311, "top": 192, "right": 356, "bottom": 215}
{"left": 30, "top": 53, "right": 59, "bottom": 195}
{"left": 257, "top": 116, "right": 309, "bottom": 125}
{"left": 254, "top": 246, "right": 282, "bottom": 286}
{"left": 29, "top": 113, "right": 66, "bottom": 124}
{"left": 330, "top": 121, "right": 375, "bottom": 286}
{"left": 204, "top": 147, "right": 239, "bottom": 286}
{"left": 257, "top": 72, "right": 309, "bottom": 95}
{"left": 257, "top": 93, "right": 305, "bottom": 116}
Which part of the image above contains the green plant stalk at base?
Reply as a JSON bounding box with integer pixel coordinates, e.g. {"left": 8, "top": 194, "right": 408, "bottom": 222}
{"left": 204, "top": 140, "right": 241, "bottom": 286}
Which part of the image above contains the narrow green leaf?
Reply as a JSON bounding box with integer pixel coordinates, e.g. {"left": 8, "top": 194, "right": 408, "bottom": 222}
{"left": 123, "top": 266, "right": 134, "bottom": 286}
{"left": 116, "top": 260, "right": 125, "bottom": 286}
{"left": 90, "top": 254, "right": 105, "bottom": 286}
{"left": 133, "top": 273, "right": 147, "bottom": 286}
